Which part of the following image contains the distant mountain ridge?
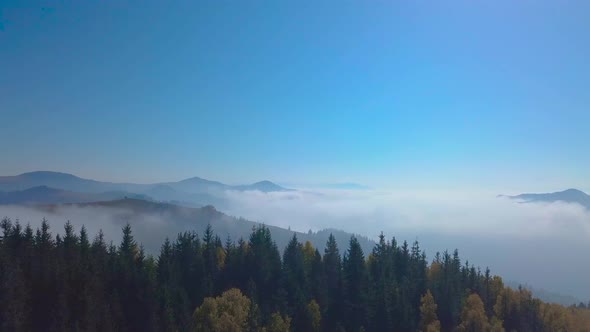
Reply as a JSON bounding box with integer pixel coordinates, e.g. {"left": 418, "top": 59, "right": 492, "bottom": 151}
{"left": 0, "top": 171, "right": 291, "bottom": 207}
{"left": 502, "top": 188, "right": 590, "bottom": 209}
{"left": 506, "top": 281, "right": 581, "bottom": 306}
{"left": 233, "top": 180, "right": 293, "bottom": 192}
{"left": 0, "top": 186, "right": 152, "bottom": 205}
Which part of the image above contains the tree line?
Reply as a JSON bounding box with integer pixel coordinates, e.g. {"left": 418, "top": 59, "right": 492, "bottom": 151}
{"left": 0, "top": 217, "right": 589, "bottom": 331}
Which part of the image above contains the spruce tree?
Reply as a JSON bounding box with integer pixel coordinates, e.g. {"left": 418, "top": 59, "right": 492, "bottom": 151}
{"left": 343, "top": 236, "right": 368, "bottom": 331}
{"left": 323, "top": 233, "right": 343, "bottom": 331}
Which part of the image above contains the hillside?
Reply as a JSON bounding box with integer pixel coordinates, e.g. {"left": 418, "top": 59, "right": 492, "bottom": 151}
{"left": 34, "top": 198, "right": 375, "bottom": 255}
{"left": 0, "top": 186, "right": 151, "bottom": 205}
{"left": 504, "top": 188, "right": 590, "bottom": 209}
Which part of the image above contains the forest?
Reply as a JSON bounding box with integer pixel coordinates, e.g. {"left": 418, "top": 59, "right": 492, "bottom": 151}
{"left": 0, "top": 217, "right": 589, "bottom": 332}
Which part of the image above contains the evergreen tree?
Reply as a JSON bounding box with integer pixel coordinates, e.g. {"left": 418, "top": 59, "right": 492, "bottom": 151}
{"left": 367, "top": 233, "right": 394, "bottom": 331}
{"left": 281, "top": 234, "right": 307, "bottom": 330}
{"left": 246, "top": 225, "right": 282, "bottom": 322}
{"left": 342, "top": 236, "right": 368, "bottom": 331}
{"left": 323, "top": 233, "right": 344, "bottom": 331}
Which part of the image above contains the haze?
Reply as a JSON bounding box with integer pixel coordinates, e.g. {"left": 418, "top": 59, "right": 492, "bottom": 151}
{"left": 1, "top": 1, "right": 589, "bottom": 304}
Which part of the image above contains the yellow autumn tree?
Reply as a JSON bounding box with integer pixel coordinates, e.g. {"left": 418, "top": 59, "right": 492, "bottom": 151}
{"left": 489, "top": 317, "right": 505, "bottom": 332}
{"left": 458, "top": 293, "right": 490, "bottom": 332}
{"left": 192, "top": 288, "right": 251, "bottom": 332}
{"left": 419, "top": 290, "right": 441, "bottom": 332}
{"left": 262, "top": 312, "right": 291, "bottom": 332}
{"left": 490, "top": 291, "right": 505, "bottom": 332}
{"left": 428, "top": 261, "right": 442, "bottom": 282}
{"left": 303, "top": 240, "right": 316, "bottom": 279}
{"left": 569, "top": 306, "right": 590, "bottom": 332}
{"left": 303, "top": 241, "right": 316, "bottom": 266}
{"left": 307, "top": 299, "right": 321, "bottom": 332}
{"left": 539, "top": 302, "right": 573, "bottom": 331}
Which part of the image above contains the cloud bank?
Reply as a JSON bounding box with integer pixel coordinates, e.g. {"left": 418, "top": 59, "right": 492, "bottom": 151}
{"left": 223, "top": 189, "right": 590, "bottom": 238}
{"left": 1, "top": 188, "right": 589, "bottom": 300}
{"left": 222, "top": 188, "right": 590, "bottom": 299}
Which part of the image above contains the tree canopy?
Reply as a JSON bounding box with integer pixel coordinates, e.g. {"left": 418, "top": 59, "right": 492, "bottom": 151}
{"left": 1, "top": 217, "right": 588, "bottom": 332}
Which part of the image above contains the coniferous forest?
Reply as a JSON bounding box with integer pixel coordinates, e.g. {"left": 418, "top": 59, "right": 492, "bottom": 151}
{"left": 1, "top": 218, "right": 589, "bottom": 332}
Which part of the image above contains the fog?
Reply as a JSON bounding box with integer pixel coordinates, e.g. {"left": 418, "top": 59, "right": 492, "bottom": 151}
{"left": 0, "top": 205, "right": 190, "bottom": 254}
{"left": 1, "top": 189, "right": 589, "bottom": 300}
{"left": 222, "top": 189, "right": 590, "bottom": 300}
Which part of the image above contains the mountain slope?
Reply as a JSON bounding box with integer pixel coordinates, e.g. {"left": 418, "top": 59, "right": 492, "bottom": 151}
{"left": 35, "top": 198, "right": 375, "bottom": 255}
{"left": 0, "top": 186, "right": 151, "bottom": 205}
{"left": 506, "top": 281, "right": 581, "bottom": 306}
{"left": 233, "top": 180, "right": 292, "bottom": 192}
{"left": 0, "top": 171, "right": 109, "bottom": 192}
{"left": 504, "top": 188, "right": 590, "bottom": 209}
{"left": 162, "top": 176, "right": 229, "bottom": 194}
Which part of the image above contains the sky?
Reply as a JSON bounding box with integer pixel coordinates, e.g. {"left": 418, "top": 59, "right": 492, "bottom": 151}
{"left": 1, "top": 1, "right": 589, "bottom": 191}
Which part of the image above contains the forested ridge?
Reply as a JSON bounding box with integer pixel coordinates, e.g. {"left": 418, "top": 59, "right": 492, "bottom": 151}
{"left": 0, "top": 218, "right": 588, "bottom": 332}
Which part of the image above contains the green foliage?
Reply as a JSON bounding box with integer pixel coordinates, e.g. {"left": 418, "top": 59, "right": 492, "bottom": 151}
{"left": 323, "top": 233, "right": 343, "bottom": 331}
{"left": 343, "top": 236, "right": 369, "bottom": 331}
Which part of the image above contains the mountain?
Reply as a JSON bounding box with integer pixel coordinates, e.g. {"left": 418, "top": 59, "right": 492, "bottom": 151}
{"left": 0, "top": 171, "right": 112, "bottom": 192}
{"left": 162, "top": 176, "right": 228, "bottom": 194}
{"left": 0, "top": 186, "right": 151, "bottom": 205}
{"left": 34, "top": 198, "right": 375, "bottom": 255}
{"left": 144, "top": 184, "right": 184, "bottom": 200}
{"left": 506, "top": 281, "right": 581, "bottom": 306}
{"left": 504, "top": 188, "right": 590, "bottom": 209}
{"left": 0, "top": 171, "right": 291, "bottom": 207}
{"left": 233, "top": 180, "right": 292, "bottom": 192}
{"left": 0, "top": 171, "right": 290, "bottom": 193}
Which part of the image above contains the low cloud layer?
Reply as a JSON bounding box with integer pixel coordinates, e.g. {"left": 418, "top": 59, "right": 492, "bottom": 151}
{"left": 1, "top": 188, "right": 589, "bottom": 300}
{"left": 0, "top": 205, "right": 188, "bottom": 254}
{"left": 223, "top": 189, "right": 590, "bottom": 299}
{"left": 223, "top": 189, "right": 590, "bottom": 238}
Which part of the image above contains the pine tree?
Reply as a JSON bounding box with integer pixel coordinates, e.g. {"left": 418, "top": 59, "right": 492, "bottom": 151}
{"left": 202, "top": 224, "right": 217, "bottom": 296}
{"left": 281, "top": 234, "right": 307, "bottom": 330}
{"left": 342, "top": 236, "right": 368, "bottom": 331}
{"left": 367, "top": 233, "right": 394, "bottom": 331}
{"left": 308, "top": 248, "right": 327, "bottom": 311}
{"left": 323, "top": 233, "right": 344, "bottom": 331}
{"left": 246, "top": 225, "right": 282, "bottom": 322}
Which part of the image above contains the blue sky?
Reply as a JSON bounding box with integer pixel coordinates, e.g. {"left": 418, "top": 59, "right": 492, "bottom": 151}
{"left": 1, "top": 1, "right": 589, "bottom": 191}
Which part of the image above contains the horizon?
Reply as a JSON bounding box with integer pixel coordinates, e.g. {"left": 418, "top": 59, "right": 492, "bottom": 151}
{"left": 2, "top": 169, "right": 589, "bottom": 195}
